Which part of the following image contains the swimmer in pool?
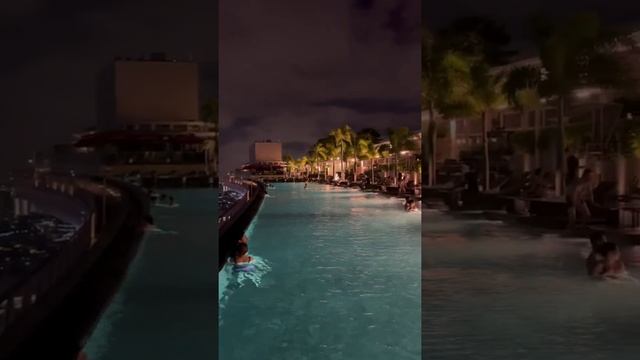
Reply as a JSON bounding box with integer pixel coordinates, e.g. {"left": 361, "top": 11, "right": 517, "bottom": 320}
{"left": 586, "top": 232, "right": 607, "bottom": 277}
{"left": 590, "top": 242, "right": 627, "bottom": 279}
{"left": 600, "top": 242, "right": 626, "bottom": 279}
{"left": 404, "top": 196, "right": 416, "bottom": 212}
{"left": 233, "top": 242, "right": 252, "bottom": 264}
{"left": 239, "top": 234, "right": 249, "bottom": 245}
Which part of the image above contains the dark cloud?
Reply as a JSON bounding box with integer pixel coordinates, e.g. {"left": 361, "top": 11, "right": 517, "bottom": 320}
{"left": 353, "top": 0, "right": 375, "bottom": 11}
{"left": 384, "top": 0, "right": 420, "bottom": 45}
{"left": 219, "top": 116, "right": 262, "bottom": 144}
{"left": 220, "top": 0, "right": 421, "bottom": 172}
{"left": 312, "top": 97, "right": 417, "bottom": 115}
{"left": 424, "top": 0, "right": 640, "bottom": 51}
{"left": 283, "top": 141, "right": 312, "bottom": 157}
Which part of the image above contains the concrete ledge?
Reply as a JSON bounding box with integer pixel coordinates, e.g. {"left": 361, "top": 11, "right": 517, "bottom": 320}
{"left": 0, "top": 178, "right": 150, "bottom": 360}
{"left": 218, "top": 181, "right": 265, "bottom": 272}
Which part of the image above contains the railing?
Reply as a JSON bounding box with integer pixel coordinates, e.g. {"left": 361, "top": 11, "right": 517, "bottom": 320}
{"left": 218, "top": 180, "right": 262, "bottom": 236}
{"left": 103, "top": 151, "right": 207, "bottom": 165}
{"left": 0, "top": 174, "right": 116, "bottom": 336}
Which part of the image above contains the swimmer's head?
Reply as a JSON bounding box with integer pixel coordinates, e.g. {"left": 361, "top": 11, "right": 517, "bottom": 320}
{"left": 600, "top": 242, "right": 620, "bottom": 260}
{"left": 235, "top": 242, "right": 248, "bottom": 257}
{"left": 589, "top": 231, "right": 607, "bottom": 249}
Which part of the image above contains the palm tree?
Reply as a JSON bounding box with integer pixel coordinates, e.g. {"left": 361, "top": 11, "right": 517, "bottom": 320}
{"left": 423, "top": 30, "right": 479, "bottom": 185}
{"left": 310, "top": 142, "right": 328, "bottom": 180}
{"left": 329, "top": 129, "right": 342, "bottom": 178}
{"left": 388, "top": 127, "right": 413, "bottom": 185}
{"left": 467, "top": 62, "right": 506, "bottom": 191}
{"left": 422, "top": 30, "right": 458, "bottom": 186}
{"left": 298, "top": 156, "right": 310, "bottom": 177}
{"left": 323, "top": 142, "right": 340, "bottom": 179}
{"left": 348, "top": 130, "right": 360, "bottom": 181}
{"left": 429, "top": 17, "right": 516, "bottom": 189}
{"left": 422, "top": 29, "right": 438, "bottom": 186}
{"left": 330, "top": 125, "right": 354, "bottom": 180}
{"left": 533, "top": 12, "right": 628, "bottom": 194}
{"left": 503, "top": 65, "right": 542, "bottom": 166}
{"left": 283, "top": 154, "right": 295, "bottom": 177}
{"left": 357, "top": 137, "right": 378, "bottom": 179}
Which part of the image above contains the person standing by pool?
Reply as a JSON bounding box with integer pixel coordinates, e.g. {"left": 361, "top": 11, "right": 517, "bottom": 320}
{"left": 567, "top": 169, "right": 595, "bottom": 230}
{"left": 399, "top": 174, "right": 408, "bottom": 194}
{"left": 566, "top": 147, "right": 580, "bottom": 185}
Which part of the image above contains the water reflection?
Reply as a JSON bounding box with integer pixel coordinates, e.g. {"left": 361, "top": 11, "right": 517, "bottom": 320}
{"left": 423, "top": 210, "right": 640, "bottom": 360}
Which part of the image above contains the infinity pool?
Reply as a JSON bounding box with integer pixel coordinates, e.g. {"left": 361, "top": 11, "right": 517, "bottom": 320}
{"left": 84, "top": 189, "right": 217, "bottom": 360}
{"left": 219, "top": 183, "right": 421, "bottom": 360}
{"left": 423, "top": 210, "right": 640, "bottom": 360}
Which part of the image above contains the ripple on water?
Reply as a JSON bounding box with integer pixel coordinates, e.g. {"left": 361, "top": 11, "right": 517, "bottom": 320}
{"left": 219, "top": 183, "right": 420, "bottom": 360}
{"left": 423, "top": 211, "right": 640, "bottom": 360}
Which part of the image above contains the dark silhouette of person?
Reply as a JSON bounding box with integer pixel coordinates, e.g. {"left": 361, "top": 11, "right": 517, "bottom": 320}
{"left": 566, "top": 148, "right": 579, "bottom": 185}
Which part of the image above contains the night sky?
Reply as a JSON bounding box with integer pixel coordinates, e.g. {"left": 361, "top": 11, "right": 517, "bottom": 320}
{"left": 219, "top": 0, "right": 421, "bottom": 173}
{"left": 2, "top": 1, "right": 637, "bottom": 175}
{"left": 0, "top": 0, "right": 217, "bottom": 176}
{"left": 424, "top": 0, "right": 640, "bottom": 52}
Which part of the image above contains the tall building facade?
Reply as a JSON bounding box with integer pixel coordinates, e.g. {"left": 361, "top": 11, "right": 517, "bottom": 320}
{"left": 76, "top": 54, "right": 218, "bottom": 178}
{"left": 250, "top": 141, "right": 282, "bottom": 163}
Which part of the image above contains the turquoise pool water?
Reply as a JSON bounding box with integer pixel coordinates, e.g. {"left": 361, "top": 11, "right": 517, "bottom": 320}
{"left": 219, "top": 183, "right": 421, "bottom": 360}
{"left": 84, "top": 189, "right": 217, "bottom": 360}
{"left": 423, "top": 210, "right": 640, "bottom": 360}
